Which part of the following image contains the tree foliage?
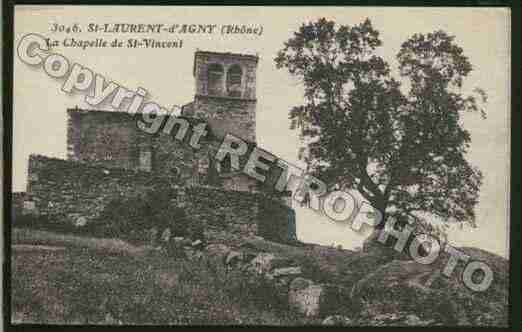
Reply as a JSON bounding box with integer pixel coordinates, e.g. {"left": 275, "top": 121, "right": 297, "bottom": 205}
{"left": 275, "top": 18, "right": 486, "bottom": 235}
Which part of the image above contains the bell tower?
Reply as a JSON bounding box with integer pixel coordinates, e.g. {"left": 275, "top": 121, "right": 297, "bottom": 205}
{"left": 183, "top": 50, "right": 258, "bottom": 142}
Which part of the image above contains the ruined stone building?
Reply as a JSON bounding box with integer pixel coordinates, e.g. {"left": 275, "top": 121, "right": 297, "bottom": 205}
{"left": 67, "top": 50, "right": 267, "bottom": 192}
{"left": 16, "top": 50, "right": 296, "bottom": 243}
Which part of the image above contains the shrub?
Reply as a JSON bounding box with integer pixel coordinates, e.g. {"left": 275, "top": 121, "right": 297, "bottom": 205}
{"left": 94, "top": 189, "right": 201, "bottom": 243}
{"left": 12, "top": 214, "right": 43, "bottom": 228}
{"left": 11, "top": 213, "right": 82, "bottom": 235}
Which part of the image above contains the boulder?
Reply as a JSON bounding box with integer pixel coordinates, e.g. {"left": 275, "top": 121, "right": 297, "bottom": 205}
{"left": 189, "top": 250, "right": 203, "bottom": 261}
{"left": 288, "top": 277, "right": 323, "bottom": 317}
{"left": 441, "top": 247, "right": 509, "bottom": 326}
{"left": 73, "top": 216, "right": 87, "bottom": 227}
{"left": 104, "top": 312, "right": 121, "bottom": 324}
{"left": 274, "top": 276, "right": 292, "bottom": 299}
{"left": 270, "top": 266, "right": 302, "bottom": 278}
{"left": 404, "top": 314, "right": 435, "bottom": 326}
{"left": 318, "top": 283, "right": 353, "bottom": 317}
{"left": 250, "top": 253, "right": 276, "bottom": 274}
{"left": 148, "top": 227, "right": 159, "bottom": 246}
{"left": 160, "top": 228, "right": 171, "bottom": 242}
{"left": 225, "top": 251, "right": 243, "bottom": 266}
{"left": 322, "top": 315, "right": 352, "bottom": 326}
{"left": 184, "top": 247, "right": 195, "bottom": 258}
{"left": 355, "top": 312, "right": 436, "bottom": 326}
{"left": 155, "top": 271, "right": 179, "bottom": 289}
{"left": 351, "top": 260, "right": 460, "bottom": 325}
{"left": 205, "top": 243, "right": 230, "bottom": 254}
{"left": 350, "top": 249, "right": 508, "bottom": 327}
{"left": 205, "top": 244, "right": 231, "bottom": 264}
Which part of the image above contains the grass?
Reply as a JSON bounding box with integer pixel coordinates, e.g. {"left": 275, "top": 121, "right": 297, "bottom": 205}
{"left": 12, "top": 228, "right": 152, "bottom": 256}
{"left": 11, "top": 227, "right": 314, "bottom": 325}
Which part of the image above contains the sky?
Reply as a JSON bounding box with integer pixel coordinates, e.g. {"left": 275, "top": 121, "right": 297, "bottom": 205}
{"left": 13, "top": 6, "right": 510, "bottom": 257}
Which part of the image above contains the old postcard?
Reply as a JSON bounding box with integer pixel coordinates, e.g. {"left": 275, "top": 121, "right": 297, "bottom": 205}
{"left": 9, "top": 5, "right": 510, "bottom": 326}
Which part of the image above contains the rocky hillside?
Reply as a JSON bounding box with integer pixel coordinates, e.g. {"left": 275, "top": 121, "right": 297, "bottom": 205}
{"left": 202, "top": 228, "right": 508, "bottom": 326}
{"left": 11, "top": 227, "right": 508, "bottom": 326}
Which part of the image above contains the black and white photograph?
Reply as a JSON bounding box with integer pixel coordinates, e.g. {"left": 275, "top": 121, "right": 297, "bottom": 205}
{"left": 6, "top": 4, "right": 512, "bottom": 327}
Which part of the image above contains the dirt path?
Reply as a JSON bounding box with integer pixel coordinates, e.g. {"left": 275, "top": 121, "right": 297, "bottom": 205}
{"left": 12, "top": 228, "right": 153, "bottom": 257}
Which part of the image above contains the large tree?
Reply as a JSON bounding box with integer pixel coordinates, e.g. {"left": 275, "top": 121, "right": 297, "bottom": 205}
{"left": 275, "top": 18, "right": 486, "bottom": 239}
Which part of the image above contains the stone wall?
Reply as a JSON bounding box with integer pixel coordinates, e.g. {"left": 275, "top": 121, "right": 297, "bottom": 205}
{"left": 183, "top": 185, "right": 295, "bottom": 242}
{"left": 183, "top": 186, "right": 261, "bottom": 236}
{"left": 187, "top": 50, "right": 258, "bottom": 142}
{"left": 67, "top": 108, "right": 153, "bottom": 171}
{"left": 193, "top": 51, "right": 258, "bottom": 100}
{"left": 26, "top": 154, "right": 156, "bottom": 225}
{"left": 66, "top": 107, "right": 257, "bottom": 193}
{"left": 24, "top": 154, "right": 296, "bottom": 243}
{"left": 11, "top": 192, "right": 29, "bottom": 218}
{"left": 192, "top": 96, "right": 256, "bottom": 142}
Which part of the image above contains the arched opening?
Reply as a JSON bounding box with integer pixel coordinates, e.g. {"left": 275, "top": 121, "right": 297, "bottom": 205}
{"left": 207, "top": 63, "right": 224, "bottom": 96}
{"left": 226, "top": 64, "right": 242, "bottom": 97}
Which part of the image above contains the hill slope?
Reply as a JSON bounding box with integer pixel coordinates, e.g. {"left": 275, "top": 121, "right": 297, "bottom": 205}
{"left": 11, "top": 228, "right": 508, "bottom": 326}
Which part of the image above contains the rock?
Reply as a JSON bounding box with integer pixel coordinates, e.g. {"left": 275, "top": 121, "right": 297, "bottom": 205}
{"left": 374, "top": 313, "right": 399, "bottom": 321}
{"left": 271, "top": 266, "right": 302, "bottom": 278}
{"left": 186, "top": 249, "right": 204, "bottom": 261}
{"left": 289, "top": 277, "right": 311, "bottom": 291}
{"left": 241, "top": 250, "right": 258, "bottom": 262}
{"left": 225, "top": 251, "right": 243, "bottom": 266}
{"left": 351, "top": 260, "right": 455, "bottom": 325}
{"left": 104, "top": 312, "right": 121, "bottom": 324}
{"left": 165, "top": 239, "right": 185, "bottom": 257}
{"left": 160, "top": 228, "right": 171, "bottom": 242}
{"left": 249, "top": 252, "right": 296, "bottom": 275}
{"left": 250, "top": 253, "right": 276, "bottom": 274}
{"left": 350, "top": 249, "right": 509, "bottom": 327}
{"left": 149, "top": 227, "right": 159, "bottom": 246}
{"left": 240, "top": 262, "right": 258, "bottom": 275}
{"left": 205, "top": 243, "right": 230, "bottom": 264}
{"left": 74, "top": 216, "right": 87, "bottom": 227}
{"left": 184, "top": 247, "right": 194, "bottom": 258}
{"left": 270, "top": 276, "right": 292, "bottom": 303}
{"left": 319, "top": 283, "right": 353, "bottom": 317}
{"left": 404, "top": 314, "right": 435, "bottom": 326}
{"left": 173, "top": 237, "right": 192, "bottom": 246}
{"left": 322, "top": 315, "right": 352, "bottom": 326}
{"left": 155, "top": 271, "right": 179, "bottom": 289}
{"left": 361, "top": 313, "right": 401, "bottom": 326}
{"left": 442, "top": 247, "right": 509, "bottom": 327}
{"left": 288, "top": 277, "right": 323, "bottom": 317}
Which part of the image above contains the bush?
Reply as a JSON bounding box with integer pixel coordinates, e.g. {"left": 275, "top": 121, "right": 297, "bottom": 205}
{"left": 12, "top": 214, "right": 84, "bottom": 235}
{"left": 12, "top": 214, "right": 44, "bottom": 228}
{"left": 94, "top": 189, "right": 202, "bottom": 243}
{"left": 12, "top": 187, "right": 206, "bottom": 244}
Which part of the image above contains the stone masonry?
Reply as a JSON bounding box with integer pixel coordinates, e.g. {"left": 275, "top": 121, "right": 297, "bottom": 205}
{"left": 15, "top": 50, "right": 296, "bottom": 243}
